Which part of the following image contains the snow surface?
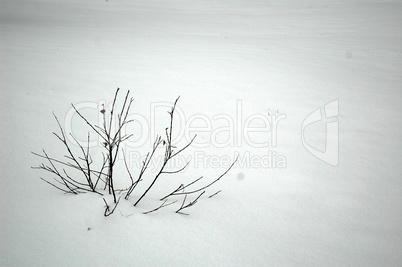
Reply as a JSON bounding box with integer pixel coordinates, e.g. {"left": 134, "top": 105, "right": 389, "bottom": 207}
{"left": 1, "top": 0, "right": 401, "bottom": 266}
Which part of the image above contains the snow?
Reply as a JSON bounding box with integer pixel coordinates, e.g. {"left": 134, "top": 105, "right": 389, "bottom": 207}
{"left": 1, "top": 0, "right": 401, "bottom": 265}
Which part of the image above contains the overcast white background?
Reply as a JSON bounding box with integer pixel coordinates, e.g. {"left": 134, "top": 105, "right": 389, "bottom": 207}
{"left": 1, "top": 0, "right": 401, "bottom": 265}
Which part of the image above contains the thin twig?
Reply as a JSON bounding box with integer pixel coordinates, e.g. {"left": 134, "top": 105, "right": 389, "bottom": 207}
{"left": 162, "top": 157, "right": 237, "bottom": 199}
{"left": 176, "top": 191, "right": 205, "bottom": 215}
{"left": 133, "top": 97, "right": 196, "bottom": 206}
{"left": 103, "top": 196, "right": 121, "bottom": 217}
{"left": 143, "top": 199, "right": 178, "bottom": 214}
{"left": 208, "top": 190, "right": 222, "bottom": 198}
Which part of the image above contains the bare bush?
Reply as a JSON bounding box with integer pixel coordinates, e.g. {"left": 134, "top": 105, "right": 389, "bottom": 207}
{"left": 32, "top": 88, "right": 237, "bottom": 216}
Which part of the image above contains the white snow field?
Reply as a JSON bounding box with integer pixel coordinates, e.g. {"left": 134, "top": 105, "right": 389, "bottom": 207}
{"left": 1, "top": 0, "right": 401, "bottom": 266}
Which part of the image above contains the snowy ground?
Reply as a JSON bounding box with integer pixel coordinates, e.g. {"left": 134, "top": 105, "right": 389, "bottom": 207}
{"left": 1, "top": 0, "right": 401, "bottom": 266}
